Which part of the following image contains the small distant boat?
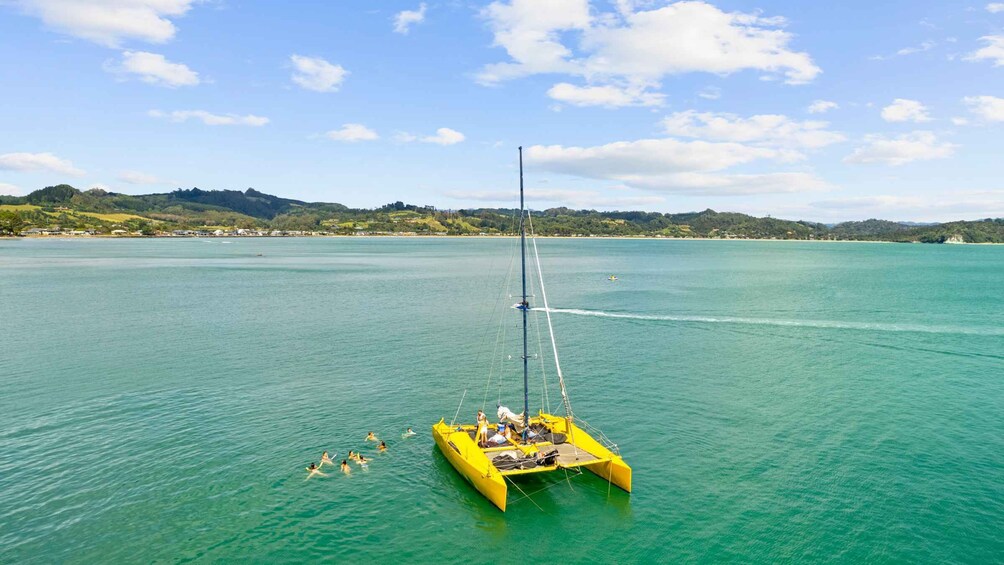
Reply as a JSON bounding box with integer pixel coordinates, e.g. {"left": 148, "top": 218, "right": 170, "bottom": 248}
{"left": 608, "top": 275, "right": 618, "bottom": 281}
{"left": 432, "top": 147, "right": 631, "bottom": 512}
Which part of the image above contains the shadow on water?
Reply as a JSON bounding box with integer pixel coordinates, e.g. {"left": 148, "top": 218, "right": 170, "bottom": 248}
{"left": 429, "top": 447, "right": 507, "bottom": 533}
{"left": 429, "top": 446, "right": 633, "bottom": 522}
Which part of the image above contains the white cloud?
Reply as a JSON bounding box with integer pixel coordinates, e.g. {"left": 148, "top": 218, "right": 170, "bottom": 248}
{"left": 0, "top": 182, "right": 25, "bottom": 196}
{"left": 393, "top": 3, "right": 427, "bottom": 34}
{"left": 148, "top": 109, "right": 269, "bottom": 126}
{"left": 117, "top": 170, "right": 166, "bottom": 184}
{"left": 290, "top": 55, "right": 347, "bottom": 92}
{"left": 952, "top": 117, "right": 970, "bottom": 126}
{"left": 15, "top": 0, "right": 199, "bottom": 48}
{"left": 444, "top": 188, "right": 665, "bottom": 208}
{"left": 478, "top": 0, "right": 820, "bottom": 103}
{"left": 105, "top": 50, "right": 199, "bottom": 87}
{"left": 421, "top": 128, "right": 466, "bottom": 145}
{"left": 697, "top": 86, "right": 721, "bottom": 100}
{"left": 661, "top": 111, "right": 846, "bottom": 149}
{"left": 965, "top": 35, "right": 1004, "bottom": 66}
{"left": 0, "top": 152, "right": 85, "bottom": 176}
{"left": 525, "top": 138, "right": 829, "bottom": 195}
{"left": 881, "top": 99, "right": 932, "bottom": 122}
{"left": 546, "top": 82, "right": 664, "bottom": 107}
{"left": 324, "top": 123, "right": 379, "bottom": 142}
{"left": 987, "top": 3, "right": 1004, "bottom": 13}
{"left": 811, "top": 191, "right": 1004, "bottom": 222}
{"left": 807, "top": 100, "right": 838, "bottom": 114}
{"left": 896, "top": 40, "right": 936, "bottom": 56}
{"left": 844, "top": 131, "right": 956, "bottom": 166}
{"left": 963, "top": 95, "right": 1004, "bottom": 121}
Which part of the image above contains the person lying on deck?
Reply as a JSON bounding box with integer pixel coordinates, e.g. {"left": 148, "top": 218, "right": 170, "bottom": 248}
{"left": 487, "top": 424, "right": 511, "bottom": 445}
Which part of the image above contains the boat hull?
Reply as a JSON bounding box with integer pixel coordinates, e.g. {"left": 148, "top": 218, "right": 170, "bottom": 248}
{"left": 433, "top": 414, "right": 631, "bottom": 511}
{"left": 432, "top": 419, "right": 508, "bottom": 511}
{"left": 539, "top": 413, "right": 632, "bottom": 493}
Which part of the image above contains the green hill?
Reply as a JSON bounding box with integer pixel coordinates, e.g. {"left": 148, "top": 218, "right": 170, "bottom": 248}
{"left": 0, "top": 184, "right": 1001, "bottom": 243}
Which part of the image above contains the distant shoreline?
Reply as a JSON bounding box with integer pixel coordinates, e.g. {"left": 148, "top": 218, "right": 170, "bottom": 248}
{"left": 4, "top": 234, "right": 1001, "bottom": 244}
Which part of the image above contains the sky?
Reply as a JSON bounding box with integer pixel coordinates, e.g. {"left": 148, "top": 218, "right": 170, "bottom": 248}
{"left": 2, "top": 0, "right": 1004, "bottom": 222}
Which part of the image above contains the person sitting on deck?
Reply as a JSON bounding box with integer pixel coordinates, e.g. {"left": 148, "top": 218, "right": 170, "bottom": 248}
{"left": 365, "top": 431, "right": 378, "bottom": 442}
{"left": 488, "top": 423, "right": 510, "bottom": 445}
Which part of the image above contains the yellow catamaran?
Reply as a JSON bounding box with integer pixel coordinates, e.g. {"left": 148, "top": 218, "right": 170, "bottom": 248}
{"left": 432, "top": 147, "right": 631, "bottom": 512}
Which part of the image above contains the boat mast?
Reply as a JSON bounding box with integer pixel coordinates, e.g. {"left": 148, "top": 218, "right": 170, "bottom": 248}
{"left": 519, "top": 146, "right": 529, "bottom": 440}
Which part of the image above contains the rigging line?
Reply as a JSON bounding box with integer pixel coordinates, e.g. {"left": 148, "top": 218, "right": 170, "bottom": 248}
{"left": 482, "top": 228, "right": 520, "bottom": 411}
{"left": 506, "top": 471, "right": 584, "bottom": 507}
{"left": 450, "top": 389, "right": 468, "bottom": 428}
{"left": 485, "top": 214, "right": 519, "bottom": 401}
{"left": 504, "top": 476, "right": 545, "bottom": 512}
{"left": 470, "top": 209, "right": 519, "bottom": 399}
{"left": 525, "top": 219, "right": 551, "bottom": 415}
{"left": 528, "top": 214, "right": 579, "bottom": 458}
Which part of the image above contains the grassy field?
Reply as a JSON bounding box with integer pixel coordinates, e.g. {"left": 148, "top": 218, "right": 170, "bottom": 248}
{"left": 76, "top": 211, "right": 150, "bottom": 222}
{"left": 0, "top": 204, "right": 41, "bottom": 212}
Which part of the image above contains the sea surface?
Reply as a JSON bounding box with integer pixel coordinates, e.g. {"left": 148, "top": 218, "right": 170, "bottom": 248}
{"left": 1, "top": 237, "right": 1002, "bottom": 563}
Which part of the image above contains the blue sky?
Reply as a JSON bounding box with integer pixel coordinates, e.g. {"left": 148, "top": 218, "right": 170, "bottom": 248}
{"left": 1, "top": 0, "right": 1003, "bottom": 222}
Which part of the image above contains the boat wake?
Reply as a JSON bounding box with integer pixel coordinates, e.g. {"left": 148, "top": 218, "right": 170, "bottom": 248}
{"left": 539, "top": 308, "right": 1004, "bottom": 337}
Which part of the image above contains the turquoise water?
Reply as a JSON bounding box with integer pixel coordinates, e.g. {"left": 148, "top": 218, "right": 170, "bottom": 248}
{"left": 1, "top": 238, "right": 1002, "bottom": 563}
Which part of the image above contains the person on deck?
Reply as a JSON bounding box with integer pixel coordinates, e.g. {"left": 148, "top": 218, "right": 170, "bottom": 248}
{"left": 488, "top": 423, "right": 510, "bottom": 445}
{"left": 476, "top": 410, "right": 489, "bottom": 447}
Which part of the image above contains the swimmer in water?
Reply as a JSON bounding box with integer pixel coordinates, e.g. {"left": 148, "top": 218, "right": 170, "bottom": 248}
{"left": 403, "top": 427, "right": 416, "bottom": 437}
{"left": 320, "top": 451, "right": 335, "bottom": 467}
{"left": 365, "top": 431, "right": 378, "bottom": 442}
{"left": 378, "top": 441, "right": 387, "bottom": 452}
{"left": 340, "top": 460, "right": 351, "bottom": 474}
{"left": 305, "top": 462, "right": 327, "bottom": 479}
{"left": 357, "top": 455, "right": 369, "bottom": 468}
{"left": 347, "top": 450, "right": 358, "bottom": 461}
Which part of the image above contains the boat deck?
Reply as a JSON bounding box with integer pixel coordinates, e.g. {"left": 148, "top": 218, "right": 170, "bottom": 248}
{"left": 490, "top": 441, "right": 609, "bottom": 476}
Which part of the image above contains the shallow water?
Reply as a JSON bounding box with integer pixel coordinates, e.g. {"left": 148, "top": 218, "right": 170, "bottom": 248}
{"left": 1, "top": 238, "right": 1002, "bottom": 563}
